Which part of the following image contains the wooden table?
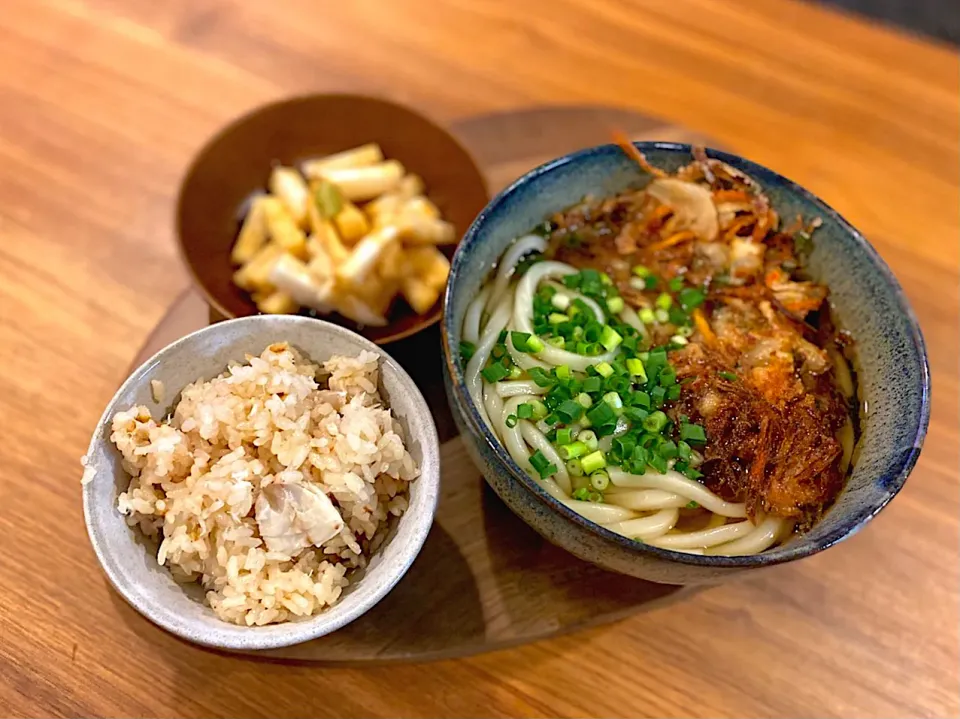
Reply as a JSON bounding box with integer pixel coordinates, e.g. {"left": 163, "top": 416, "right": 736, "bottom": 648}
{"left": 1, "top": 0, "right": 956, "bottom": 716}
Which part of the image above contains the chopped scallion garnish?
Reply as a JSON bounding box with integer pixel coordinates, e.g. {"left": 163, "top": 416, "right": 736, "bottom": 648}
{"left": 594, "top": 362, "right": 614, "bottom": 378}
{"left": 600, "top": 325, "right": 623, "bottom": 351}
{"left": 559, "top": 441, "right": 588, "bottom": 460}
{"left": 581, "top": 450, "right": 607, "bottom": 475}
{"left": 481, "top": 363, "right": 510, "bottom": 383}
{"left": 529, "top": 450, "right": 557, "bottom": 479}
{"left": 459, "top": 341, "right": 476, "bottom": 363}
{"left": 590, "top": 470, "right": 610, "bottom": 491}
{"left": 606, "top": 296, "right": 625, "bottom": 314}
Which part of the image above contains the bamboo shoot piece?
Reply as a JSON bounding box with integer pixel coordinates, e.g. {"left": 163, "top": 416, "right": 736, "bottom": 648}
{"left": 314, "top": 160, "right": 404, "bottom": 202}
{"left": 338, "top": 227, "right": 399, "bottom": 287}
{"left": 334, "top": 200, "right": 370, "bottom": 243}
{"left": 406, "top": 246, "right": 451, "bottom": 288}
{"left": 231, "top": 196, "right": 269, "bottom": 264}
{"left": 401, "top": 277, "right": 441, "bottom": 314}
{"left": 268, "top": 166, "right": 310, "bottom": 227}
{"left": 233, "top": 242, "right": 283, "bottom": 291}
{"left": 258, "top": 291, "right": 298, "bottom": 314}
{"left": 399, "top": 218, "right": 456, "bottom": 245}
{"left": 263, "top": 197, "right": 307, "bottom": 258}
{"left": 334, "top": 294, "right": 388, "bottom": 326}
{"left": 268, "top": 254, "right": 335, "bottom": 312}
{"left": 302, "top": 143, "right": 384, "bottom": 176}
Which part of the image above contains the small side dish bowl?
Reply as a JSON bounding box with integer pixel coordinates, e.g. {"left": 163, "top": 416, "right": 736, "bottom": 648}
{"left": 176, "top": 94, "right": 489, "bottom": 343}
{"left": 441, "top": 142, "right": 929, "bottom": 585}
{"left": 83, "top": 315, "right": 440, "bottom": 650}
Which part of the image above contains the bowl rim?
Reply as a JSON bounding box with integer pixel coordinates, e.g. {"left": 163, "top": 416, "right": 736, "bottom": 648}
{"left": 83, "top": 314, "right": 440, "bottom": 649}
{"left": 173, "top": 92, "right": 489, "bottom": 344}
{"left": 441, "top": 140, "right": 931, "bottom": 569}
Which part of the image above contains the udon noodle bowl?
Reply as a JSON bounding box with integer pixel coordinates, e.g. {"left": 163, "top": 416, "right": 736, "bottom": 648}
{"left": 458, "top": 145, "right": 858, "bottom": 557}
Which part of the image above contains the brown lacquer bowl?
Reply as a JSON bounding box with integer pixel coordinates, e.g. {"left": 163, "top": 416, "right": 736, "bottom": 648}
{"left": 176, "top": 94, "right": 489, "bottom": 343}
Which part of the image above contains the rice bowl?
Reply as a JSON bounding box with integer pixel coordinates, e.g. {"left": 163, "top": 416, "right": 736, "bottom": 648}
{"left": 82, "top": 316, "right": 439, "bottom": 650}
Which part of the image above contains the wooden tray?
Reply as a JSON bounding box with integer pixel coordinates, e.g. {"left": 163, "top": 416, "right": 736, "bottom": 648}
{"left": 134, "top": 106, "right": 713, "bottom": 662}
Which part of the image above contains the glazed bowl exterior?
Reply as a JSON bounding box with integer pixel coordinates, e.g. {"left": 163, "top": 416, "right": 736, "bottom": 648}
{"left": 83, "top": 315, "right": 440, "bottom": 649}
{"left": 441, "top": 142, "right": 929, "bottom": 584}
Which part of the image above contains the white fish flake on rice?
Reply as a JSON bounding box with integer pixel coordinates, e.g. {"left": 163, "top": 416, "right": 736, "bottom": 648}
{"left": 95, "top": 343, "right": 419, "bottom": 626}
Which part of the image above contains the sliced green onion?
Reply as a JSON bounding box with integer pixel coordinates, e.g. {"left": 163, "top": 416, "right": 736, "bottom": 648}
{"left": 670, "top": 335, "right": 689, "bottom": 346}
{"left": 599, "top": 272, "right": 613, "bottom": 285}
{"left": 648, "top": 453, "right": 668, "bottom": 473}
{"left": 602, "top": 391, "right": 623, "bottom": 411}
{"left": 719, "top": 371, "right": 738, "bottom": 381}
{"left": 510, "top": 331, "right": 542, "bottom": 353}
{"left": 528, "top": 367, "right": 555, "bottom": 387}
{"left": 576, "top": 392, "right": 594, "bottom": 409}
{"left": 547, "top": 336, "right": 566, "bottom": 348}
{"left": 585, "top": 401, "right": 616, "bottom": 427}
{"left": 678, "top": 324, "right": 694, "bottom": 337}
{"left": 583, "top": 376, "right": 602, "bottom": 393}
{"left": 599, "top": 325, "right": 623, "bottom": 351}
{"left": 581, "top": 450, "right": 607, "bottom": 475}
{"left": 668, "top": 276, "right": 684, "bottom": 292}
{"left": 559, "top": 441, "right": 588, "bottom": 460}
{"left": 588, "top": 491, "right": 603, "bottom": 503}
{"left": 651, "top": 385, "right": 666, "bottom": 406}
{"left": 606, "top": 296, "right": 625, "bottom": 314}
{"left": 566, "top": 458, "right": 584, "bottom": 477}
{"left": 556, "top": 428, "right": 573, "bottom": 445}
{"left": 626, "top": 357, "right": 647, "bottom": 382}
{"left": 481, "top": 363, "right": 510, "bottom": 383}
{"left": 555, "top": 364, "right": 571, "bottom": 380}
{"left": 680, "top": 423, "right": 707, "bottom": 444}
{"left": 572, "top": 487, "right": 591, "bottom": 501}
{"left": 658, "top": 439, "right": 678, "bottom": 460}
{"left": 658, "top": 367, "right": 677, "bottom": 387}
{"left": 666, "top": 384, "right": 681, "bottom": 401}
{"left": 632, "top": 265, "right": 652, "bottom": 278}
{"left": 594, "top": 362, "right": 614, "bottom": 378}
{"left": 655, "top": 308, "right": 670, "bottom": 324}
{"left": 556, "top": 401, "right": 584, "bottom": 424}
{"left": 639, "top": 308, "right": 656, "bottom": 325}
{"left": 686, "top": 500, "right": 699, "bottom": 509}
{"left": 629, "top": 277, "right": 647, "bottom": 291}
{"left": 548, "top": 312, "right": 568, "bottom": 325}
{"left": 590, "top": 470, "right": 610, "bottom": 491}
{"left": 655, "top": 293, "right": 673, "bottom": 310}
{"left": 505, "top": 414, "right": 518, "bottom": 428}
{"left": 642, "top": 410, "right": 668, "bottom": 433}
{"left": 459, "top": 341, "right": 476, "bottom": 362}
{"left": 678, "top": 287, "right": 706, "bottom": 310}
{"left": 529, "top": 449, "right": 557, "bottom": 478}
{"left": 516, "top": 403, "right": 534, "bottom": 420}
{"left": 508, "top": 365, "right": 523, "bottom": 379}
{"left": 577, "top": 430, "right": 599, "bottom": 451}
{"left": 551, "top": 293, "right": 571, "bottom": 310}
{"left": 528, "top": 399, "right": 548, "bottom": 420}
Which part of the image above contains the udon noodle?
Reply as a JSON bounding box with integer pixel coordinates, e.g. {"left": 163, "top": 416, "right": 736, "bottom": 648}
{"left": 459, "top": 146, "right": 857, "bottom": 557}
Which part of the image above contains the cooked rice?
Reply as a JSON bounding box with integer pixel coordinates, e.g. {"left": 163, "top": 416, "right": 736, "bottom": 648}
{"left": 98, "top": 342, "right": 418, "bottom": 626}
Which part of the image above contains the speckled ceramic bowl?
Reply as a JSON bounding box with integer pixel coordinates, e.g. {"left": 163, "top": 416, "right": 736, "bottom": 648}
{"left": 441, "top": 142, "right": 929, "bottom": 584}
{"left": 83, "top": 316, "right": 440, "bottom": 650}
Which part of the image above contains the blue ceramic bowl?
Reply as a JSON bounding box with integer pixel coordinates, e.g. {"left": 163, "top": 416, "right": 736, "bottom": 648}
{"left": 441, "top": 142, "right": 929, "bottom": 584}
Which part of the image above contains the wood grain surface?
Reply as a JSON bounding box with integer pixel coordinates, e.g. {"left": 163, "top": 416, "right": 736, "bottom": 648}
{"left": 0, "top": 0, "right": 957, "bottom": 717}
